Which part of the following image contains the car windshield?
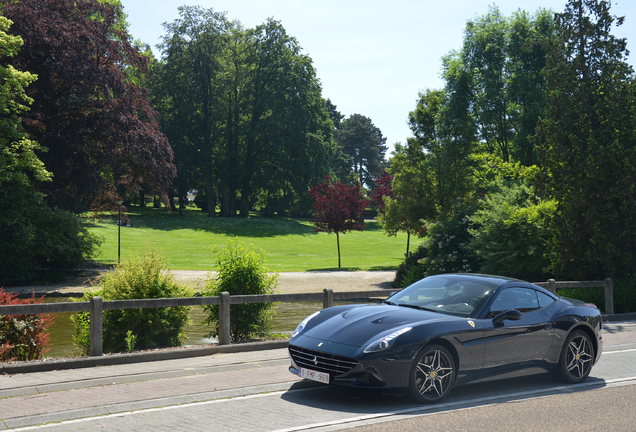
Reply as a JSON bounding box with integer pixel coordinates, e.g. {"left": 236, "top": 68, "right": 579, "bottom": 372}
{"left": 387, "top": 275, "right": 498, "bottom": 317}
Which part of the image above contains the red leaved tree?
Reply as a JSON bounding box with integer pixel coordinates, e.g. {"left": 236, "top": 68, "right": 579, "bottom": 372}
{"left": 0, "top": 288, "right": 53, "bottom": 362}
{"left": 2, "top": 0, "right": 175, "bottom": 212}
{"left": 310, "top": 178, "right": 367, "bottom": 268}
{"left": 370, "top": 171, "right": 393, "bottom": 213}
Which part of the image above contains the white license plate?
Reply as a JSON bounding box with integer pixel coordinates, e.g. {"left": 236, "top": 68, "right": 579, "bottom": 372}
{"left": 299, "top": 367, "right": 330, "bottom": 384}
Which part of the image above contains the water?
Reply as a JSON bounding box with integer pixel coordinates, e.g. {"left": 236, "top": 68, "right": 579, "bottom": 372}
{"left": 44, "top": 299, "right": 328, "bottom": 358}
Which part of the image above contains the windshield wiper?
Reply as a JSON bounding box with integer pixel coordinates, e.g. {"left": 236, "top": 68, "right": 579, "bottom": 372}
{"left": 383, "top": 300, "right": 397, "bottom": 306}
{"left": 394, "top": 303, "right": 436, "bottom": 312}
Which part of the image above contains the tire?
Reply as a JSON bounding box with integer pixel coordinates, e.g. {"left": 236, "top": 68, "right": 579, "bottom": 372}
{"left": 409, "top": 344, "right": 456, "bottom": 403}
{"left": 558, "top": 329, "right": 594, "bottom": 383}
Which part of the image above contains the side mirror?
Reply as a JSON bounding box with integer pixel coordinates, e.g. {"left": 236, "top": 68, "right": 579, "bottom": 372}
{"left": 492, "top": 309, "right": 522, "bottom": 326}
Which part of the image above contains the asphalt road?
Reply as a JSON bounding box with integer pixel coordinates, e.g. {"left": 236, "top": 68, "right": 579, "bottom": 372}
{"left": 1, "top": 322, "right": 634, "bottom": 432}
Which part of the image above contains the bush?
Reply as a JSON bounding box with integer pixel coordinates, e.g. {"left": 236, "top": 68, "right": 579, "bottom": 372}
{"left": 0, "top": 287, "right": 53, "bottom": 361}
{"left": 393, "top": 245, "right": 427, "bottom": 288}
{"left": 71, "top": 253, "right": 191, "bottom": 354}
{"left": 203, "top": 243, "right": 277, "bottom": 342}
{"left": 469, "top": 181, "right": 555, "bottom": 281}
{"left": 558, "top": 276, "right": 636, "bottom": 314}
{"left": 0, "top": 204, "right": 101, "bottom": 285}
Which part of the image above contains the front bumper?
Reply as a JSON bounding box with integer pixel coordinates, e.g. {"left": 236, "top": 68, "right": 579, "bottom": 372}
{"left": 288, "top": 340, "right": 413, "bottom": 389}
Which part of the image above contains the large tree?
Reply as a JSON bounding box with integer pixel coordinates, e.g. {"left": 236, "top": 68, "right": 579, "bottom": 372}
{"left": 456, "top": 7, "right": 554, "bottom": 165}
{"left": 336, "top": 114, "right": 387, "bottom": 188}
{"left": 1, "top": 0, "right": 175, "bottom": 211}
{"left": 157, "top": 9, "right": 336, "bottom": 217}
{"left": 0, "top": 16, "right": 98, "bottom": 284}
{"left": 538, "top": 0, "right": 636, "bottom": 279}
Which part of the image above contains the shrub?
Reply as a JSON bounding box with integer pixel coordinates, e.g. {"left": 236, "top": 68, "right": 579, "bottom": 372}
{"left": 0, "top": 204, "right": 101, "bottom": 285}
{"left": 0, "top": 288, "right": 53, "bottom": 361}
{"left": 393, "top": 245, "right": 427, "bottom": 288}
{"left": 558, "top": 275, "right": 636, "bottom": 314}
{"left": 469, "top": 181, "right": 555, "bottom": 281}
{"left": 71, "top": 253, "right": 191, "bottom": 354}
{"left": 203, "top": 243, "right": 277, "bottom": 342}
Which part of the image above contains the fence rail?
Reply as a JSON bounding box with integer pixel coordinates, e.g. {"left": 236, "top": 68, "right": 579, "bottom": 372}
{"left": 0, "top": 279, "right": 613, "bottom": 357}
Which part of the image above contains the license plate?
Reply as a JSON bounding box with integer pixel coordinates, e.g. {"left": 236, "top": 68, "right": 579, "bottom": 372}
{"left": 299, "top": 367, "right": 330, "bottom": 384}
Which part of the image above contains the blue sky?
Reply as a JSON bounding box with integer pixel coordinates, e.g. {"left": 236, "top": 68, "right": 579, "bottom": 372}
{"left": 120, "top": 0, "right": 636, "bottom": 153}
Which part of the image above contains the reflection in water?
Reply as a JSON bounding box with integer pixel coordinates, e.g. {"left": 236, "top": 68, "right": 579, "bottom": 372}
{"left": 45, "top": 300, "right": 334, "bottom": 358}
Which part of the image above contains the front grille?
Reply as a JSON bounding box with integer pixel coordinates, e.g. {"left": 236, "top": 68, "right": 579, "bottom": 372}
{"left": 289, "top": 345, "right": 358, "bottom": 376}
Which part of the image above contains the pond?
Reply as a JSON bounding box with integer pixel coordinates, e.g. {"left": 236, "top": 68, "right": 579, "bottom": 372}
{"left": 44, "top": 299, "right": 347, "bottom": 358}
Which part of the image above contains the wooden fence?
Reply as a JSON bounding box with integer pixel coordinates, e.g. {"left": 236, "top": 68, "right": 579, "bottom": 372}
{"left": 0, "top": 279, "right": 613, "bottom": 357}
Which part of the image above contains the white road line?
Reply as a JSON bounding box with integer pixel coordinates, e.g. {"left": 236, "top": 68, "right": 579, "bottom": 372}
{"left": 602, "top": 348, "right": 636, "bottom": 354}
{"left": 270, "top": 376, "right": 636, "bottom": 432}
{"left": 7, "top": 349, "right": 636, "bottom": 432}
{"left": 4, "top": 391, "right": 286, "bottom": 432}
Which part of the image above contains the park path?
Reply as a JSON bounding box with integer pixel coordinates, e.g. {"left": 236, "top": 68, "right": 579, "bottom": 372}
{"left": 5, "top": 270, "right": 397, "bottom": 296}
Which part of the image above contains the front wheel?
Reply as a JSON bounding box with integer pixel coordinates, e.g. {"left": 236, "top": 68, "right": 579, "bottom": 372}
{"left": 409, "top": 344, "right": 456, "bottom": 403}
{"left": 558, "top": 329, "right": 594, "bottom": 383}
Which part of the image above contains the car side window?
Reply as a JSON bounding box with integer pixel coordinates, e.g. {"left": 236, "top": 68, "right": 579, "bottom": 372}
{"left": 488, "top": 287, "right": 540, "bottom": 316}
{"left": 536, "top": 291, "right": 556, "bottom": 308}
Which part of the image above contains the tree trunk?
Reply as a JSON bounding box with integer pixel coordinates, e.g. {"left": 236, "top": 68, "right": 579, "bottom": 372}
{"left": 336, "top": 231, "right": 341, "bottom": 269}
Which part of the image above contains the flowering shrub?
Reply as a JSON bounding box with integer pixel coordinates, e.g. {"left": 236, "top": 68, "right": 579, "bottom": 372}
{"left": 0, "top": 288, "right": 53, "bottom": 362}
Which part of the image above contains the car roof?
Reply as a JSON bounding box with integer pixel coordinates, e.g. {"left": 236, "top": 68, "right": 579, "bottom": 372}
{"left": 432, "top": 273, "right": 525, "bottom": 287}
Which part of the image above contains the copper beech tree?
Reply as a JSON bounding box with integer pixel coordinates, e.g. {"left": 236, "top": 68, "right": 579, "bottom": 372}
{"left": 309, "top": 178, "right": 367, "bottom": 269}
{"left": 1, "top": 0, "right": 175, "bottom": 211}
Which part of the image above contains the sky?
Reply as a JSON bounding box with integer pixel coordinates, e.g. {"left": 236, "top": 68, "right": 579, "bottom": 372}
{"left": 120, "top": 0, "right": 636, "bottom": 153}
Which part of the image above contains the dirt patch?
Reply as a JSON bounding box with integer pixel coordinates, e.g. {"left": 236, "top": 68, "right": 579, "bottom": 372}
{"left": 6, "top": 270, "right": 397, "bottom": 296}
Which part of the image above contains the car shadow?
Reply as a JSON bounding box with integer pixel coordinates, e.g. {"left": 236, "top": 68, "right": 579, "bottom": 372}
{"left": 280, "top": 372, "right": 608, "bottom": 415}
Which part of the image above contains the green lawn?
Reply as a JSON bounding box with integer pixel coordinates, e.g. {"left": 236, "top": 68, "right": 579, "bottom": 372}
{"left": 85, "top": 206, "right": 409, "bottom": 271}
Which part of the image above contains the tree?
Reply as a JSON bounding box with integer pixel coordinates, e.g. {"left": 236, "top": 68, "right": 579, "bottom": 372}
{"left": 461, "top": 7, "right": 554, "bottom": 165}
{"left": 369, "top": 171, "right": 393, "bottom": 213}
{"left": 336, "top": 114, "right": 387, "bottom": 188}
{"left": 537, "top": 0, "right": 636, "bottom": 279}
{"left": 310, "top": 178, "right": 367, "bottom": 268}
{"left": 1, "top": 0, "right": 175, "bottom": 211}
{"left": 157, "top": 10, "right": 337, "bottom": 217}
{"left": 0, "top": 15, "right": 100, "bottom": 285}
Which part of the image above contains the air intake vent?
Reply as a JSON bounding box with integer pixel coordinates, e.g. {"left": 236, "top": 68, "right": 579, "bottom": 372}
{"left": 289, "top": 345, "right": 358, "bottom": 376}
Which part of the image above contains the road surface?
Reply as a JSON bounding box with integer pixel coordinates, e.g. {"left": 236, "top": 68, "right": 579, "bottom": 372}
{"left": 0, "top": 322, "right": 634, "bottom": 431}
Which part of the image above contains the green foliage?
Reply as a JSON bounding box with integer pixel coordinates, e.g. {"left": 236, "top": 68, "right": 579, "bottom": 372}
{"left": 335, "top": 114, "right": 387, "bottom": 187}
{"left": 71, "top": 253, "right": 192, "bottom": 354}
{"left": 0, "top": 16, "right": 99, "bottom": 285}
{"left": 0, "top": 288, "right": 53, "bottom": 362}
{"left": 537, "top": 0, "right": 636, "bottom": 279}
{"left": 203, "top": 243, "right": 277, "bottom": 342}
{"left": 156, "top": 8, "right": 336, "bottom": 217}
{"left": 469, "top": 180, "right": 555, "bottom": 280}
{"left": 393, "top": 246, "right": 428, "bottom": 288}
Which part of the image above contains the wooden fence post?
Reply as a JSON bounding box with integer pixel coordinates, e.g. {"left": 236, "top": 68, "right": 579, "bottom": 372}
{"left": 90, "top": 296, "right": 103, "bottom": 357}
{"left": 218, "top": 292, "right": 231, "bottom": 345}
{"left": 322, "top": 288, "right": 334, "bottom": 309}
{"left": 604, "top": 278, "right": 614, "bottom": 315}
{"left": 547, "top": 279, "right": 556, "bottom": 294}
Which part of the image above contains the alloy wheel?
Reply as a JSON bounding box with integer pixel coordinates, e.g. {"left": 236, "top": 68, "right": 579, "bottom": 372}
{"left": 412, "top": 345, "right": 455, "bottom": 402}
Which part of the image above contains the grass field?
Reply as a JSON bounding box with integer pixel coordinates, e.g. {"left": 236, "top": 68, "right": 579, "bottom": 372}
{"left": 84, "top": 206, "right": 409, "bottom": 271}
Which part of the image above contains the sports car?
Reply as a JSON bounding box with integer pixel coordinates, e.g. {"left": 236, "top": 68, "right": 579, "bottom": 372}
{"left": 288, "top": 273, "right": 602, "bottom": 403}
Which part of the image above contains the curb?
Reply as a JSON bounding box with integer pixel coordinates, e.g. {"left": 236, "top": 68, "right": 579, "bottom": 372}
{"left": 602, "top": 312, "right": 636, "bottom": 322}
{"left": 0, "top": 340, "right": 289, "bottom": 375}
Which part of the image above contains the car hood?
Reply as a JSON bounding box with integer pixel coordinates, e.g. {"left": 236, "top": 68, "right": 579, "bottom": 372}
{"left": 301, "top": 304, "right": 455, "bottom": 347}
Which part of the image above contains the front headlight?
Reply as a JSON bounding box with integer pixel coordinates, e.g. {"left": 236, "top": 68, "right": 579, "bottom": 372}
{"left": 291, "top": 311, "right": 320, "bottom": 338}
{"left": 363, "top": 327, "right": 412, "bottom": 353}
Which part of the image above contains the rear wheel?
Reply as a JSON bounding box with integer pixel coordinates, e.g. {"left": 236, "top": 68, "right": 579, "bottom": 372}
{"left": 558, "top": 329, "right": 594, "bottom": 383}
{"left": 409, "top": 344, "right": 456, "bottom": 403}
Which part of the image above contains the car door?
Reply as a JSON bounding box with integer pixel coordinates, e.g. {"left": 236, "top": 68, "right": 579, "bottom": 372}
{"left": 478, "top": 287, "right": 555, "bottom": 367}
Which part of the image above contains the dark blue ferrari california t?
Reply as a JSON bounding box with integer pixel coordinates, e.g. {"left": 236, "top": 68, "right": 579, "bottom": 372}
{"left": 288, "top": 273, "right": 602, "bottom": 403}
